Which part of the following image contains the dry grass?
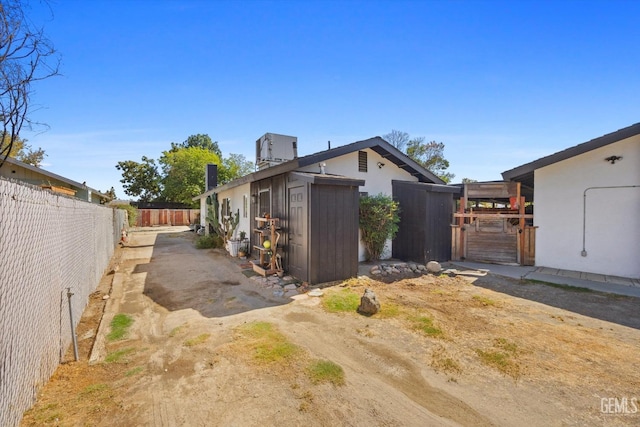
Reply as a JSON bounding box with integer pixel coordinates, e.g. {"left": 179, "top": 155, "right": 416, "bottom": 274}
{"left": 184, "top": 333, "right": 211, "bottom": 347}
{"left": 234, "top": 321, "right": 303, "bottom": 364}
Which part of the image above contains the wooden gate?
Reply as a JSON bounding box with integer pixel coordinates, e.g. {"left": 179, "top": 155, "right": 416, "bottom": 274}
{"left": 451, "top": 182, "right": 535, "bottom": 266}
{"left": 466, "top": 217, "right": 518, "bottom": 264}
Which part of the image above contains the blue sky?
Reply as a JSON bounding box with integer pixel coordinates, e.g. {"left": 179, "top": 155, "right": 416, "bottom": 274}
{"left": 23, "top": 0, "right": 640, "bottom": 197}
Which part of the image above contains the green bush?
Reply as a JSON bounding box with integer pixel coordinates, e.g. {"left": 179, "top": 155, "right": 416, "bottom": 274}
{"left": 195, "top": 234, "right": 224, "bottom": 249}
{"left": 359, "top": 194, "right": 400, "bottom": 261}
{"left": 113, "top": 203, "right": 138, "bottom": 227}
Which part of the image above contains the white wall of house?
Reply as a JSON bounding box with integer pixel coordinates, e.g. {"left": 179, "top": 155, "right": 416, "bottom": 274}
{"left": 297, "top": 149, "right": 420, "bottom": 195}
{"left": 298, "top": 148, "right": 420, "bottom": 261}
{"left": 217, "top": 183, "right": 252, "bottom": 240}
{"left": 199, "top": 183, "right": 252, "bottom": 240}
{"left": 534, "top": 134, "right": 640, "bottom": 278}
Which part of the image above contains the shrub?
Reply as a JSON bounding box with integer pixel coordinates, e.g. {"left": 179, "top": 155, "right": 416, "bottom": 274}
{"left": 113, "top": 203, "right": 138, "bottom": 227}
{"left": 195, "top": 234, "right": 224, "bottom": 249}
{"left": 359, "top": 194, "right": 400, "bottom": 261}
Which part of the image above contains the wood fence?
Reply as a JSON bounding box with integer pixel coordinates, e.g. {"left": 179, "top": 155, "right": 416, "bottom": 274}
{"left": 135, "top": 209, "right": 200, "bottom": 227}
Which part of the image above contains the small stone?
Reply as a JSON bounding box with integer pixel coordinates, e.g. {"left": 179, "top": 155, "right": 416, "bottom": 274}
{"left": 370, "top": 266, "right": 380, "bottom": 273}
{"left": 426, "top": 261, "right": 442, "bottom": 274}
{"left": 102, "top": 295, "right": 109, "bottom": 300}
{"left": 308, "top": 289, "right": 324, "bottom": 297}
{"left": 357, "top": 288, "right": 380, "bottom": 315}
{"left": 389, "top": 267, "right": 400, "bottom": 274}
{"left": 273, "top": 289, "right": 284, "bottom": 297}
{"left": 283, "top": 284, "right": 297, "bottom": 291}
{"left": 283, "top": 276, "right": 294, "bottom": 281}
{"left": 417, "top": 265, "right": 426, "bottom": 271}
{"left": 371, "top": 270, "right": 382, "bottom": 276}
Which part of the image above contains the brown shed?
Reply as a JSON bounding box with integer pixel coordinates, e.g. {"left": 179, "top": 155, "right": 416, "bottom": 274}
{"left": 392, "top": 180, "right": 460, "bottom": 263}
{"left": 251, "top": 172, "right": 364, "bottom": 284}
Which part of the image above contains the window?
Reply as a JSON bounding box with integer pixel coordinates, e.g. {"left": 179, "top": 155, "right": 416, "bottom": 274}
{"left": 221, "top": 197, "right": 231, "bottom": 217}
{"left": 258, "top": 189, "right": 270, "bottom": 217}
{"left": 358, "top": 150, "right": 368, "bottom": 172}
{"left": 243, "top": 195, "right": 248, "bottom": 218}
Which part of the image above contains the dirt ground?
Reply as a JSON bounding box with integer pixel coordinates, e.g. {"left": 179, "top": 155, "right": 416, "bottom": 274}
{"left": 21, "top": 227, "right": 640, "bottom": 426}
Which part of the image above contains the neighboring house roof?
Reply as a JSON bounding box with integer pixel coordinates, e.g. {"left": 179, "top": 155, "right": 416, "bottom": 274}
{"left": 502, "top": 122, "right": 640, "bottom": 189}
{"left": 1, "top": 156, "right": 110, "bottom": 201}
{"left": 194, "top": 136, "right": 445, "bottom": 200}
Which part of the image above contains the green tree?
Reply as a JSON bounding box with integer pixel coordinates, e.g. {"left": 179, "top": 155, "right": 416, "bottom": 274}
{"left": 16, "top": 143, "right": 46, "bottom": 166}
{"left": 169, "top": 134, "right": 222, "bottom": 158}
{"left": 104, "top": 187, "right": 117, "bottom": 200}
{"left": 221, "top": 153, "right": 253, "bottom": 184}
{"left": 461, "top": 178, "right": 477, "bottom": 183}
{"left": 115, "top": 156, "right": 162, "bottom": 202}
{"left": 384, "top": 130, "right": 455, "bottom": 183}
{"left": 359, "top": 194, "right": 400, "bottom": 261}
{"left": 2, "top": 134, "right": 46, "bottom": 166}
{"left": 405, "top": 137, "right": 455, "bottom": 183}
{"left": 160, "top": 147, "right": 221, "bottom": 206}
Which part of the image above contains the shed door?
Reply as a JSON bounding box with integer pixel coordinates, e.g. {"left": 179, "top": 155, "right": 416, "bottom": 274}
{"left": 288, "top": 185, "right": 308, "bottom": 281}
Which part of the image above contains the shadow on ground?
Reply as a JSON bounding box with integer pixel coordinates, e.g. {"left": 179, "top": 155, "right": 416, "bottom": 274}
{"left": 472, "top": 274, "right": 640, "bottom": 330}
{"left": 134, "top": 231, "right": 287, "bottom": 318}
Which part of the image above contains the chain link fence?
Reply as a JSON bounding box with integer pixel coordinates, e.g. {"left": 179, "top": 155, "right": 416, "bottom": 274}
{"left": 0, "top": 177, "right": 128, "bottom": 427}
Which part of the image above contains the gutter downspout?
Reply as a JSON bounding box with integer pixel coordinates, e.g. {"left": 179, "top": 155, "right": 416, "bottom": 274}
{"left": 582, "top": 185, "right": 640, "bottom": 257}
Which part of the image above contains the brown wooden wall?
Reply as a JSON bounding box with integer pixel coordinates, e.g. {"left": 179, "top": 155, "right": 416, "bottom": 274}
{"left": 309, "top": 184, "right": 360, "bottom": 284}
{"left": 392, "top": 181, "right": 457, "bottom": 263}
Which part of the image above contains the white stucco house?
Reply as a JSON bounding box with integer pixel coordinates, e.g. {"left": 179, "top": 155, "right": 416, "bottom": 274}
{"left": 194, "top": 134, "right": 457, "bottom": 284}
{"left": 502, "top": 123, "right": 640, "bottom": 279}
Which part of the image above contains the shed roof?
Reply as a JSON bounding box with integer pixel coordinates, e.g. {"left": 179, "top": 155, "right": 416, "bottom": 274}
{"left": 195, "top": 136, "right": 444, "bottom": 200}
{"left": 501, "top": 122, "right": 640, "bottom": 189}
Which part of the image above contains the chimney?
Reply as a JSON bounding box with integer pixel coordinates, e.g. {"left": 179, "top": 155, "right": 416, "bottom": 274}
{"left": 206, "top": 164, "right": 218, "bottom": 191}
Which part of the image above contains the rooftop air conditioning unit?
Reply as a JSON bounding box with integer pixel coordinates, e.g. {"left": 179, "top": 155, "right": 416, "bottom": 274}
{"left": 256, "top": 133, "right": 298, "bottom": 170}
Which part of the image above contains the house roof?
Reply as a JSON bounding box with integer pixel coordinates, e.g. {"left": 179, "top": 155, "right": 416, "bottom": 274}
{"left": 2, "top": 156, "right": 109, "bottom": 200}
{"left": 195, "top": 136, "right": 445, "bottom": 200}
{"left": 502, "top": 122, "right": 640, "bottom": 189}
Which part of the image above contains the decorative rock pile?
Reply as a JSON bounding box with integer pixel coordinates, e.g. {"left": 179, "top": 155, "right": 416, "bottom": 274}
{"left": 246, "top": 260, "right": 445, "bottom": 298}
{"left": 369, "top": 261, "right": 442, "bottom": 277}
{"left": 248, "top": 275, "right": 309, "bottom": 298}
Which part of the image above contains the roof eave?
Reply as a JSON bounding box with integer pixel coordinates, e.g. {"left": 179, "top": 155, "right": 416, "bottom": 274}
{"left": 502, "top": 122, "right": 640, "bottom": 182}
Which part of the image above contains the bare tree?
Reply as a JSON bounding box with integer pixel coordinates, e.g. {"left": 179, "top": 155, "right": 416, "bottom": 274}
{"left": 0, "top": 0, "right": 59, "bottom": 168}
{"left": 383, "top": 129, "right": 410, "bottom": 152}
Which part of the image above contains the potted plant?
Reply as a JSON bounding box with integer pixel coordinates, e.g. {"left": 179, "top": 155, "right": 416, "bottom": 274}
{"left": 238, "top": 244, "right": 249, "bottom": 259}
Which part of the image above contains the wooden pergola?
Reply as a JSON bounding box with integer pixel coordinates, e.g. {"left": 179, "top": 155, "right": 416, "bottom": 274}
{"left": 451, "top": 181, "right": 535, "bottom": 265}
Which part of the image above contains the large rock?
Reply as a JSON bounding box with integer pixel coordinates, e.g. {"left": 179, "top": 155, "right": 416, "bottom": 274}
{"left": 357, "top": 288, "right": 380, "bottom": 315}
{"left": 426, "top": 261, "right": 442, "bottom": 274}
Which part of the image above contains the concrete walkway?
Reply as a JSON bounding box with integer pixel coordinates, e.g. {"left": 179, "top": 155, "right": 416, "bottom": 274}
{"left": 450, "top": 261, "right": 640, "bottom": 298}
